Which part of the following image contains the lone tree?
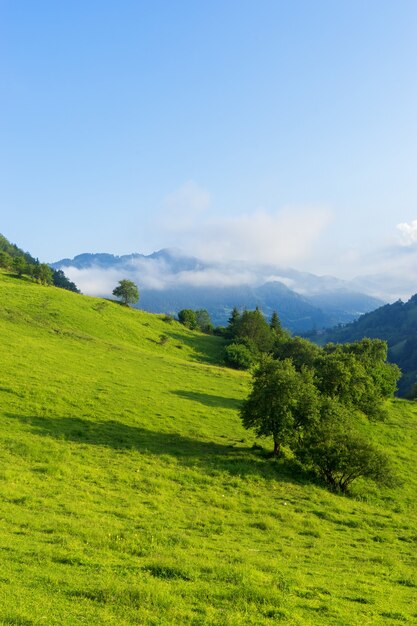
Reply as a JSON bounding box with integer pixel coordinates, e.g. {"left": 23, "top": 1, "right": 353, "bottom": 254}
{"left": 112, "top": 279, "right": 139, "bottom": 306}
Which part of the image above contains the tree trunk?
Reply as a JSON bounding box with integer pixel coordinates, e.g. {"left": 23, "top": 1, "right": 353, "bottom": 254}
{"left": 273, "top": 439, "right": 281, "bottom": 456}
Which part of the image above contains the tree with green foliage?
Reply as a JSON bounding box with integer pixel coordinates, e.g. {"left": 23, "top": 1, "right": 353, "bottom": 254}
{"left": 0, "top": 232, "right": 80, "bottom": 292}
{"left": 227, "top": 306, "right": 241, "bottom": 337}
{"left": 295, "top": 397, "right": 395, "bottom": 492}
{"left": 0, "top": 251, "right": 11, "bottom": 269}
{"left": 324, "top": 339, "right": 400, "bottom": 401}
{"left": 270, "top": 310, "right": 282, "bottom": 335}
{"left": 112, "top": 279, "right": 139, "bottom": 306}
{"left": 317, "top": 340, "right": 400, "bottom": 419}
{"left": 195, "top": 309, "right": 213, "bottom": 333}
{"left": 234, "top": 308, "right": 274, "bottom": 353}
{"left": 12, "top": 256, "right": 28, "bottom": 278}
{"left": 178, "top": 309, "right": 198, "bottom": 329}
{"left": 32, "top": 263, "right": 53, "bottom": 285}
{"left": 52, "top": 269, "right": 80, "bottom": 293}
{"left": 240, "top": 356, "right": 319, "bottom": 455}
{"left": 274, "top": 335, "right": 321, "bottom": 371}
{"left": 224, "top": 342, "right": 255, "bottom": 370}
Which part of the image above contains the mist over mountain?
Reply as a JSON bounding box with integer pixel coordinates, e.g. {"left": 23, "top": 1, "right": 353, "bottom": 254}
{"left": 52, "top": 249, "right": 384, "bottom": 332}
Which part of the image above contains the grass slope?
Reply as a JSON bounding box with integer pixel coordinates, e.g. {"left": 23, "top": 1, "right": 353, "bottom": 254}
{"left": 0, "top": 272, "right": 416, "bottom": 625}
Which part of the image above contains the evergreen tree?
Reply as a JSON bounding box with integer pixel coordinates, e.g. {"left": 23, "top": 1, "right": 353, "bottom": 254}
{"left": 270, "top": 311, "right": 282, "bottom": 334}
{"left": 227, "top": 306, "right": 240, "bottom": 338}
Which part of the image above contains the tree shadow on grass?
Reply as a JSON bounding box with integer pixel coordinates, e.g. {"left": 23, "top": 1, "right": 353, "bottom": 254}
{"left": 164, "top": 331, "right": 226, "bottom": 365}
{"left": 171, "top": 390, "right": 242, "bottom": 411}
{"left": 6, "top": 413, "right": 307, "bottom": 485}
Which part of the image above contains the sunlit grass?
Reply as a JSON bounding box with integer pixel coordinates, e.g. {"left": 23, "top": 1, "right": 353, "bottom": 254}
{"left": 0, "top": 271, "right": 416, "bottom": 624}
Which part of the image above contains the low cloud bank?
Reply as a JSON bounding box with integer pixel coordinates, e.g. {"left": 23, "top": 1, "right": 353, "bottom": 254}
{"left": 62, "top": 239, "right": 417, "bottom": 306}
{"left": 63, "top": 257, "right": 260, "bottom": 299}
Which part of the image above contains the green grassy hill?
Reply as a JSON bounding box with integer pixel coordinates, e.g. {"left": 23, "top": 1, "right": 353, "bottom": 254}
{"left": 1, "top": 271, "right": 416, "bottom": 625}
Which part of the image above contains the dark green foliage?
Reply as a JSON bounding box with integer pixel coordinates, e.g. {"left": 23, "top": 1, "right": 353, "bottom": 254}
{"left": 32, "top": 263, "right": 53, "bottom": 286}
{"left": 270, "top": 310, "right": 282, "bottom": 334}
{"left": 336, "top": 338, "right": 400, "bottom": 400}
{"left": 177, "top": 308, "right": 214, "bottom": 333}
{"left": 112, "top": 279, "right": 139, "bottom": 306}
{"left": 223, "top": 308, "right": 278, "bottom": 371}
{"left": 242, "top": 332, "right": 399, "bottom": 491}
{"left": 12, "top": 256, "right": 28, "bottom": 278}
{"left": 296, "top": 397, "right": 395, "bottom": 492}
{"left": 52, "top": 269, "right": 80, "bottom": 293}
{"left": 0, "top": 233, "right": 36, "bottom": 264}
{"left": 274, "top": 335, "right": 321, "bottom": 370}
{"left": 227, "top": 306, "right": 240, "bottom": 337}
{"left": 0, "top": 250, "right": 12, "bottom": 268}
{"left": 240, "top": 356, "right": 319, "bottom": 455}
{"left": 178, "top": 309, "right": 198, "bottom": 329}
{"left": 316, "top": 340, "right": 400, "bottom": 418}
{"left": 233, "top": 309, "right": 274, "bottom": 353}
{"left": 195, "top": 309, "right": 213, "bottom": 333}
{"left": 313, "top": 295, "right": 417, "bottom": 396}
{"left": 224, "top": 342, "right": 255, "bottom": 370}
{"left": 0, "top": 233, "right": 79, "bottom": 293}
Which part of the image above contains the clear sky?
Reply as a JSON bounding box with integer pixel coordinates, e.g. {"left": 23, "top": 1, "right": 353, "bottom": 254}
{"left": 1, "top": 1, "right": 416, "bottom": 294}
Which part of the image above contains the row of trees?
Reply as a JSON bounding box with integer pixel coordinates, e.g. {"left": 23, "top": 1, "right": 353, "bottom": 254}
{"left": 0, "top": 251, "right": 55, "bottom": 286}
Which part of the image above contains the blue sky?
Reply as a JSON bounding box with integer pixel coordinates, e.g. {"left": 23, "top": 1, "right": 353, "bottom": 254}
{"left": 1, "top": 1, "right": 416, "bottom": 294}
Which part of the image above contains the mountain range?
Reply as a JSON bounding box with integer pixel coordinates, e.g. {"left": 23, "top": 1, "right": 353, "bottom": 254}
{"left": 52, "top": 249, "right": 384, "bottom": 333}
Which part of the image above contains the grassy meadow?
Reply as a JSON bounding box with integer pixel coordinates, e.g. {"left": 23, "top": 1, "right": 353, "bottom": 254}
{"left": 0, "top": 271, "right": 416, "bottom": 625}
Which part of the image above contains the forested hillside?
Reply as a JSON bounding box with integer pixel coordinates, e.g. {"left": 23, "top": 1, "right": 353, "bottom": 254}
{"left": 0, "top": 269, "right": 416, "bottom": 624}
{"left": 309, "top": 295, "right": 417, "bottom": 396}
{"left": 0, "top": 233, "right": 79, "bottom": 293}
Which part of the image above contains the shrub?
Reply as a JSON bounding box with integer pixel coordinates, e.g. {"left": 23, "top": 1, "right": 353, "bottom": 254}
{"left": 178, "top": 309, "right": 198, "bottom": 329}
{"left": 224, "top": 343, "right": 254, "bottom": 370}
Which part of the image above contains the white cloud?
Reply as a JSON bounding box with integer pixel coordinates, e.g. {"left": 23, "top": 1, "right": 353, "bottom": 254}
{"left": 63, "top": 266, "right": 127, "bottom": 297}
{"left": 63, "top": 257, "right": 258, "bottom": 296}
{"left": 397, "top": 219, "right": 417, "bottom": 246}
{"left": 162, "top": 204, "right": 332, "bottom": 266}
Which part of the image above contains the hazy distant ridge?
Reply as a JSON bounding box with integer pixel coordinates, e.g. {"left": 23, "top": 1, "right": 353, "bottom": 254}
{"left": 52, "top": 249, "right": 384, "bottom": 332}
